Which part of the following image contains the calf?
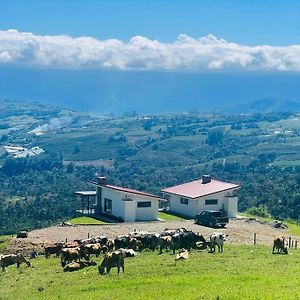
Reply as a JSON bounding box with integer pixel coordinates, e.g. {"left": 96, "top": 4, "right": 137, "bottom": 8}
{"left": 209, "top": 233, "right": 228, "bottom": 253}
{"left": 159, "top": 235, "right": 172, "bottom": 254}
{"left": 272, "top": 236, "right": 288, "bottom": 255}
{"left": 0, "top": 253, "right": 31, "bottom": 271}
{"left": 63, "top": 261, "right": 97, "bottom": 272}
{"left": 98, "top": 250, "right": 126, "bottom": 275}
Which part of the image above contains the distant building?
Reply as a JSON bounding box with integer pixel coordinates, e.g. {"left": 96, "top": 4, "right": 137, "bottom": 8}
{"left": 92, "top": 177, "right": 161, "bottom": 222}
{"left": 161, "top": 175, "right": 240, "bottom": 218}
{"left": 3, "top": 145, "right": 45, "bottom": 158}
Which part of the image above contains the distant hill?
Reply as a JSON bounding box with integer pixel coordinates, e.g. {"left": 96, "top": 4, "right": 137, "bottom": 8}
{"left": 223, "top": 98, "right": 300, "bottom": 114}
{"left": 1, "top": 66, "right": 300, "bottom": 114}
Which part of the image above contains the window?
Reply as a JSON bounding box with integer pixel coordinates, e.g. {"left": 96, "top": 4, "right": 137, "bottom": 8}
{"left": 104, "top": 198, "right": 112, "bottom": 214}
{"left": 205, "top": 199, "right": 218, "bottom": 205}
{"left": 180, "top": 197, "right": 189, "bottom": 205}
{"left": 137, "top": 201, "right": 151, "bottom": 208}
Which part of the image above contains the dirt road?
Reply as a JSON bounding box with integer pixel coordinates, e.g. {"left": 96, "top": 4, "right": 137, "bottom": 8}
{"left": 4, "top": 217, "right": 297, "bottom": 255}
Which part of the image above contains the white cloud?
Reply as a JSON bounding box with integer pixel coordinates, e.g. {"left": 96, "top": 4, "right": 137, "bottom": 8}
{"left": 1, "top": 29, "right": 300, "bottom": 72}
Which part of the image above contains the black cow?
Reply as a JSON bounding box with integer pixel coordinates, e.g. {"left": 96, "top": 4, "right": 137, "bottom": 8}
{"left": 171, "top": 231, "right": 206, "bottom": 254}
{"left": 114, "top": 236, "right": 130, "bottom": 250}
{"left": 137, "top": 234, "right": 159, "bottom": 251}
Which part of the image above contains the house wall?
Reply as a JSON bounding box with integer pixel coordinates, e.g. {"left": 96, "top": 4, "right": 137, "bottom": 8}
{"left": 166, "top": 189, "right": 238, "bottom": 218}
{"left": 100, "top": 187, "right": 158, "bottom": 222}
{"left": 168, "top": 194, "right": 199, "bottom": 217}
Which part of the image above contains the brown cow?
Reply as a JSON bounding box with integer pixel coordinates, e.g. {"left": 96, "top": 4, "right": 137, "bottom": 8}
{"left": 82, "top": 243, "right": 102, "bottom": 258}
{"left": 45, "top": 243, "right": 63, "bottom": 258}
{"left": 273, "top": 236, "right": 288, "bottom": 254}
{"left": 159, "top": 235, "right": 172, "bottom": 254}
{"left": 63, "top": 261, "right": 97, "bottom": 272}
{"left": 0, "top": 253, "right": 31, "bottom": 271}
{"left": 128, "top": 238, "right": 143, "bottom": 251}
{"left": 98, "top": 250, "right": 126, "bottom": 275}
{"left": 60, "top": 247, "right": 87, "bottom": 267}
{"left": 106, "top": 239, "right": 114, "bottom": 252}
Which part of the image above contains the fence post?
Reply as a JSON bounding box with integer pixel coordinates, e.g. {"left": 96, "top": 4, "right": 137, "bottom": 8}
{"left": 295, "top": 240, "right": 298, "bottom": 249}
{"left": 292, "top": 240, "right": 294, "bottom": 248}
{"left": 65, "top": 238, "right": 68, "bottom": 243}
{"left": 88, "top": 233, "right": 90, "bottom": 239}
{"left": 289, "top": 237, "right": 292, "bottom": 248}
{"left": 253, "top": 233, "right": 257, "bottom": 245}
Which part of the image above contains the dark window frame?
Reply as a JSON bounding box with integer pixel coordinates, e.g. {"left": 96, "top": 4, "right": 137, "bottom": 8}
{"left": 137, "top": 201, "right": 152, "bottom": 208}
{"left": 180, "top": 197, "right": 189, "bottom": 205}
{"left": 205, "top": 199, "right": 218, "bottom": 205}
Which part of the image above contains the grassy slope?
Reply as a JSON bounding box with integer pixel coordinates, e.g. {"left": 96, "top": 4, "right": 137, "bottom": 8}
{"left": 0, "top": 235, "right": 11, "bottom": 251}
{"left": 68, "top": 217, "right": 107, "bottom": 225}
{"left": 158, "top": 212, "right": 186, "bottom": 221}
{"left": 1, "top": 245, "right": 300, "bottom": 300}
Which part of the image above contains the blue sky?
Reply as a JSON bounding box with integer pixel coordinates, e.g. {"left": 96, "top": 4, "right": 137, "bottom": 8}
{"left": 1, "top": 0, "right": 300, "bottom": 45}
{"left": 1, "top": 1, "right": 300, "bottom": 113}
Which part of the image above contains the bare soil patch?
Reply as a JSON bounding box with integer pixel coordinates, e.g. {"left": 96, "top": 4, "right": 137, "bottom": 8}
{"left": 3, "top": 218, "right": 298, "bottom": 255}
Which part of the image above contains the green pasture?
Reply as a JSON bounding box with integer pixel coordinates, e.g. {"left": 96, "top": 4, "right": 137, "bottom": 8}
{"left": 1, "top": 245, "right": 300, "bottom": 299}
{"left": 158, "top": 211, "right": 187, "bottom": 221}
{"left": 0, "top": 235, "right": 11, "bottom": 251}
{"left": 68, "top": 217, "right": 108, "bottom": 225}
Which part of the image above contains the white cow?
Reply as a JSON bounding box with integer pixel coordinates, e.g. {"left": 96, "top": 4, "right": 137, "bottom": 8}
{"left": 209, "top": 233, "right": 228, "bottom": 253}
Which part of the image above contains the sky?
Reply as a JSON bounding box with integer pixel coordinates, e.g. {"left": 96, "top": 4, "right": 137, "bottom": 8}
{"left": 1, "top": 1, "right": 300, "bottom": 113}
{"left": 1, "top": 0, "right": 300, "bottom": 46}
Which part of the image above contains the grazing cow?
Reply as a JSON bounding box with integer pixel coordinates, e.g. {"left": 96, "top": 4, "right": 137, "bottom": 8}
{"left": 0, "top": 253, "right": 31, "bottom": 271}
{"left": 159, "top": 235, "right": 172, "bottom": 254}
{"left": 128, "top": 238, "right": 143, "bottom": 251}
{"left": 44, "top": 243, "right": 63, "bottom": 258}
{"left": 273, "top": 236, "right": 288, "bottom": 255}
{"left": 64, "top": 241, "right": 81, "bottom": 248}
{"left": 63, "top": 261, "right": 97, "bottom": 272}
{"left": 98, "top": 250, "right": 126, "bottom": 275}
{"left": 137, "top": 233, "right": 160, "bottom": 251}
{"left": 60, "top": 247, "right": 87, "bottom": 267}
{"left": 171, "top": 231, "right": 206, "bottom": 254}
{"left": 106, "top": 239, "right": 114, "bottom": 252}
{"left": 115, "top": 236, "right": 130, "bottom": 250}
{"left": 209, "top": 233, "right": 228, "bottom": 253}
{"left": 82, "top": 243, "right": 102, "bottom": 258}
{"left": 94, "top": 236, "right": 108, "bottom": 246}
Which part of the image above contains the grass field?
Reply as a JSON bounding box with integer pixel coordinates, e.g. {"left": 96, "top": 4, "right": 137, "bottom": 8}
{"left": 158, "top": 211, "right": 188, "bottom": 221}
{"left": 68, "top": 217, "right": 108, "bottom": 225}
{"left": 1, "top": 245, "right": 300, "bottom": 299}
{"left": 0, "top": 235, "right": 11, "bottom": 251}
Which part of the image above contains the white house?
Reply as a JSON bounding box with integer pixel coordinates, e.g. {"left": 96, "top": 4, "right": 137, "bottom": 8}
{"left": 161, "top": 175, "right": 240, "bottom": 218}
{"left": 93, "top": 177, "right": 160, "bottom": 222}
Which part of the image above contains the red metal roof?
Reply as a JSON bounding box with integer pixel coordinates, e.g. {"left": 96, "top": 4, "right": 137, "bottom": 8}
{"left": 161, "top": 178, "right": 240, "bottom": 199}
{"left": 102, "top": 184, "right": 161, "bottom": 199}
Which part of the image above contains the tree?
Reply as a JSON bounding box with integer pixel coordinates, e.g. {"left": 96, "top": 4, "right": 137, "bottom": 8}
{"left": 206, "top": 128, "right": 224, "bottom": 146}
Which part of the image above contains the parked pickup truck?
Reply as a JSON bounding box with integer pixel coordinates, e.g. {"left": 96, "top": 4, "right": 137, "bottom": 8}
{"left": 194, "top": 210, "right": 229, "bottom": 228}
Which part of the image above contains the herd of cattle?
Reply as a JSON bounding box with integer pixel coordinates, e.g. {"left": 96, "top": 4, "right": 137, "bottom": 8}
{"left": 0, "top": 228, "right": 289, "bottom": 274}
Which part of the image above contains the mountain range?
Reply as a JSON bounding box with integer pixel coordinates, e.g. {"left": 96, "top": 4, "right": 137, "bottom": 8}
{"left": 0, "top": 66, "right": 300, "bottom": 114}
